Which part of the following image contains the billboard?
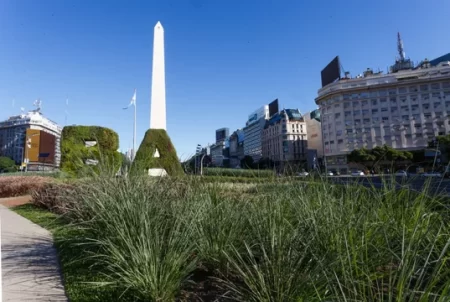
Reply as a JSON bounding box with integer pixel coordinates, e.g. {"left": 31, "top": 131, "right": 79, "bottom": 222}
{"left": 25, "top": 129, "right": 41, "bottom": 162}
{"left": 39, "top": 131, "right": 56, "bottom": 164}
{"left": 268, "top": 99, "right": 279, "bottom": 118}
{"left": 321, "top": 56, "right": 341, "bottom": 87}
{"left": 247, "top": 106, "right": 269, "bottom": 126}
{"left": 215, "top": 128, "right": 229, "bottom": 143}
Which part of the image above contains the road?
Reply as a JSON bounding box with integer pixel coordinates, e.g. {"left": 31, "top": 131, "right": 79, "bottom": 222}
{"left": 327, "top": 175, "right": 450, "bottom": 196}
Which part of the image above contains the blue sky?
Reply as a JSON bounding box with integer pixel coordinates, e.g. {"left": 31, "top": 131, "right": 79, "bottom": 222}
{"left": 1, "top": 0, "right": 449, "bottom": 160}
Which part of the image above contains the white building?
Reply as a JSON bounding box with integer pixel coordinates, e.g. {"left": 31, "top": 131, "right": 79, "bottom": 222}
{"left": 0, "top": 109, "right": 62, "bottom": 167}
{"left": 316, "top": 57, "right": 450, "bottom": 173}
{"left": 243, "top": 105, "right": 269, "bottom": 162}
{"left": 303, "top": 109, "right": 323, "bottom": 169}
{"left": 262, "top": 109, "right": 307, "bottom": 164}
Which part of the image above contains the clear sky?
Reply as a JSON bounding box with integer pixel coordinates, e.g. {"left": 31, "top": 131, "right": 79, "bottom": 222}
{"left": 1, "top": 0, "right": 449, "bottom": 160}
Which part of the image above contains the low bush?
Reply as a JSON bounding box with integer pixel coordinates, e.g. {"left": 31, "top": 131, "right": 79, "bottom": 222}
{"left": 0, "top": 176, "right": 53, "bottom": 198}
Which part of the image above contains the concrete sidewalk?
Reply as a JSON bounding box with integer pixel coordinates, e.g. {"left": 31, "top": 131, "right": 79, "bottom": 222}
{"left": 1, "top": 205, "right": 67, "bottom": 301}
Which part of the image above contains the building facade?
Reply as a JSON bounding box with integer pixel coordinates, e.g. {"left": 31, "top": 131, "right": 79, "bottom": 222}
{"left": 316, "top": 61, "right": 450, "bottom": 173}
{"left": 243, "top": 105, "right": 269, "bottom": 162}
{"left": 229, "top": 129, "right": 245, "bottom": 168}
{"left": 210, "top": 141, "right": 225, "bottom": 167}
{"left": 0, "top": 109, "right": 62, "bottom": 169}
{"left": 303, "top": 109, "right": 323, "bottom": 170}
{"left": 261, "top": 109, "right": 307, "bottom": 166}
{"left": 215, "top": 128, "right": 230, "bottom": 144}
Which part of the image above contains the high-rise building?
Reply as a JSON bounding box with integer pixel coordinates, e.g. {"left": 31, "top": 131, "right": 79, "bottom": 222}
{"left": 229, "top": 129, "right": 245, "bottom": 168}
{"left": 243, "top": 105, "right": 269, "bottom": 162}
{"left": 316, "top": 33, "right": 450, "bottom": 173}
{"left": 261, "top": 109, "right": 307, "bottom": 166}
{"left": 215, "top": 128, "right": 229, "bottom": 144}
{"left": 0, "top": 109, "right": 62, "bottom": 170}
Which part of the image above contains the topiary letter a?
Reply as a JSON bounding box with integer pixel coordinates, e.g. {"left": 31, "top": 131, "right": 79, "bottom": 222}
{"left": 132, "top": 129, "right": 184, "bottom": 177}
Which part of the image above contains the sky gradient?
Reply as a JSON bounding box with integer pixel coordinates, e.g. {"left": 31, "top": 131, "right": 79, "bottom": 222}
{"left": 1, "top": 0, "right": 450, "bottom": 160}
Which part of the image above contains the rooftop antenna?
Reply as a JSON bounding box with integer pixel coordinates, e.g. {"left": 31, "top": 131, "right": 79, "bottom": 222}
{"left": 33, "top": 99, "right": 42, "bottom": 111}
{"left": 397, "top": 32, "right": 406, "bottom": 61}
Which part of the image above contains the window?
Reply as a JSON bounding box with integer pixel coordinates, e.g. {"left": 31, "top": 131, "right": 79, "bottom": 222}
{"left": 352, "top": 101, "right": 359, "bottom": 106}
{"left": 372, "top": 109, "right": 379, "bottom": 114}
{"left": 335, "top": 113, "right": 341, "bottom": 118}
{"left": 423, "top": 104, "right": 430, "bottom": 110}
{"left": 351, "top": 94, "right": 359, "bottom": 100}
{"left": 398, "top": 87, "right": 407, "bottom": 94}
{"left": 380, "top": 98, "right": 387, "bottom": 104}
{"left": 346, "top": 129, "right": 353, "bottom": 134}
{"left": 414, "top": 123, "right": 422, "bottom": 128}
{"left": 371, "top": 99, "right": 378, "bottom": 105}
{"left": 390, "top": 97, "right": 397, "bottom": 103}
{"left": 401, "top": 106, "right": 409, "bottom": 111}
{"left": 416, "top": 133, "right": 423, "bottom": 138}
{"left": 361, "top": 100, "right": 368, "bottom": 106}
{"left": 424, "top": 113, "right": 432, "bottom": 119}
{"left": 362, "top": 109, "right": 369, "bottom": 115}
{"left": 334, "top": 103, "right": 340, "bottom": 108}
{"left": 420, "top": 84, "right": 429, "bottom": 91}
{"left": 381, "top": 107, "right": 388, "bottom": 112}
{"left": 337, "top": 139, "right": 343, "bottom": 144}
{"left": 412, "top": 114, "right": 420, "bottom": 120}
{"left": 330, "top": 140, "right": 335, "bottom": 145}
{"left": 446, "top": 101, "right": 450, "bottom": 108}
{"left": 354, "top": 110, "right": 361, "bottom": 116}
{"left": 363, "top": 118, "right": 370, "bottom": 124}
{"left": 379, "top": 90, "right": 387, "bottom": 96}
{"left": 382, "top": 116, "right": 389, "bottom": 121}
{"left": 389, "top": 89, "right": 397, "bottom": 96}
{"left": 370, "top": 91, "right": 378, "bottom": 97}
{"left": 360, "top": 92, "right": 369, "bottom": 98}
{"left": 431, "top": 83, "right": 440, "bottom": 90}
{"left": 391, "top": 107, "right": 398, "bottom": 112}
{"left": 436, "top": 112, "right": 443, "bottom": 119}
{"left": 344, "top": 102, "right": 350, "bottom": 108}
{"left": 337, "top": 130, "right": 342, "bottom": 136}
{"left": 402, "top": 115, "right": 409, "bottom": 121}
{"left": 443, "top": 82, "right": 450, "bottom": 89}
{"left": 411, "top": 104, "right": 419, "bottom": 111}
{"left": 410, "top": 95, "right": 417, "bottom": 101}
{"left": 344, "top": 111, "right": 351, "bottom": 117}
{"left": 432, "top": 92, "right": 441, "bottom": 98}
{"left": 434, "top": 102, "right": 441, "bottom": 109}
{"left": 421, "top": 93, "right": 430, "bottom": 100}
{"left": 343, "top": 94, "right": 351, "bottom": 100}
{"left": 354, "top": 119, "right": 361, "bottom": 125}
{"left": 336, "top": 121, "right": 342, "bottom": 126}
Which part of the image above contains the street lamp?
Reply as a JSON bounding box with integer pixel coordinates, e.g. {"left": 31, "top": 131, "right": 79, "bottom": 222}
{"left": 195, "top": 144, "right": 202, "bottom": 175}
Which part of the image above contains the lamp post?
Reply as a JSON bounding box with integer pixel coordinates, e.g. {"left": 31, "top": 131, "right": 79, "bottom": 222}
{"left": 195, "top": 144, "right": 202, "bottom": 175}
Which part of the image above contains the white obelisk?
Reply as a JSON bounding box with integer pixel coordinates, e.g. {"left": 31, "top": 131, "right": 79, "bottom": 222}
{"left": 150, "top": 21, "right": 166, "bottom": 130}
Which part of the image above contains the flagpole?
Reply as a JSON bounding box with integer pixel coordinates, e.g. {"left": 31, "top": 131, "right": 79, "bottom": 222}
{"left": 133, "top": 90, "right": 137, "bottom": 161}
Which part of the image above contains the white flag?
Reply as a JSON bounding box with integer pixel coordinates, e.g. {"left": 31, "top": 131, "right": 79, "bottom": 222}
{"left": 123, "top": 89, "right": 136, "bottom": 109}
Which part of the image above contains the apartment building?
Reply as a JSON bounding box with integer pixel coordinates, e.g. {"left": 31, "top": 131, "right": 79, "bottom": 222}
{"left": 261, "top": 109, "right": 307, "bottom": 166}
{"left": 316, "top": 54, "right": 450, "bottom": 173}
{"left": 0, "top": 109, "right": 62, "bottom": 169}
{"left": 303, "top": 109, "right": 323, "bottom": 169}
{"left": 243, "top": 105, "right": 269, "bottom": 162}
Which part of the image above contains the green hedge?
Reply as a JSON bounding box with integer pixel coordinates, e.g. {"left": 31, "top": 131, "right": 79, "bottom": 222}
{"left": 203, "top": 167, "right": 275, "bottom": 178}
{"left": 60, "top": 126, "right": 122, "bottom": 177}
{"left": 132, "top": 129, "right": 184, "bottom": 177}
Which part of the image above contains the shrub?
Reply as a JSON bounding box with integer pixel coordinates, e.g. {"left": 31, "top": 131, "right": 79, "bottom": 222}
{"left": 132, "top": 129, "right": 184, "bottom": 177}
{"left": 0, "top": 176, "right": 52, "bottom": 198}
{"left": 203, "top": 167, "right": 274, "bottom": 178}
{"left": 31, "top": 181, "right": 78, "bottom": 215}
{"left": 60, "top": 125, "right": 122, "bottom": 177}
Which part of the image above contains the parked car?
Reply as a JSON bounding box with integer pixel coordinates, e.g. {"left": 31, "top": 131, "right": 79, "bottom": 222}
{"left": 422, "top": 171, "right": 442, "bottom": 177}
{"left": 395, "top": 170, "right": 408, "bottom": 177}
{"left": 297, "top": 171, "right": 309, "bottom": 177}
{"left": 351, "top": 170, "right": 365, "bottom": 176}
{"left": 325, "top": 171, "right": 334, "bottom": 176}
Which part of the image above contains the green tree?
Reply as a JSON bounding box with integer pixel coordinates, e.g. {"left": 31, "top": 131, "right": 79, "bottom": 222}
{"left": 0, "top": 156, "right": 16, "bottom": 172}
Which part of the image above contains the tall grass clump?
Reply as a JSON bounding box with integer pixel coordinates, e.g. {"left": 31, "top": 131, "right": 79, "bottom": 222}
{"left": 63, "top": 175, "right": 199, "bottom": 301}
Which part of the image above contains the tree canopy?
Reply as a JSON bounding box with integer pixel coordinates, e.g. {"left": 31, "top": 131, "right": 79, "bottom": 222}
{"left": 347, "top": 145, "right": 412, "bottom": 167}
{"left": 0, "top": 156, "right": 16, "bottom": 172}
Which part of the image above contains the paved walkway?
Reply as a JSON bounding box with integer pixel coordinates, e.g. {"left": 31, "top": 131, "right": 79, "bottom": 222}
{"left": 1, "top": 204, "right": 67, "bottom": 301}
